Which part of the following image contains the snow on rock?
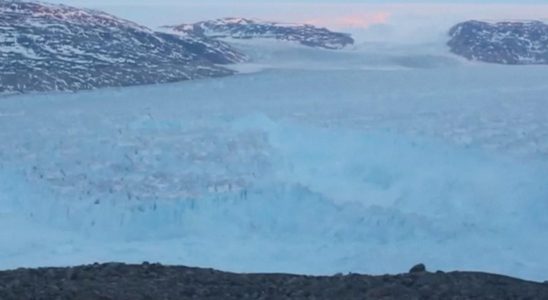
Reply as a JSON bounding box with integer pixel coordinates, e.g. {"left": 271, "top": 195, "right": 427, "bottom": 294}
{"left": 0, "top": 1, "right": 247, "bottom": 95}
{"left": 165, "top": 17, "right": 354, "bottom": 50}
{"left": 448, "top": 20, "right": 548, "bottom": 64}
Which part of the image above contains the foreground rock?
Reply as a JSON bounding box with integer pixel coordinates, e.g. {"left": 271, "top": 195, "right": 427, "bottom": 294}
{"left": 1, "top": 263, "right": 547, "bottom": 299}
{"left": 448, "top": 20, "right": 548, "bottom": 64}
{"left": 165, "top": 17, "right": 354, "bottom": 50}
{"left": 0, "top": 1, "right": 247, "bottom": 95}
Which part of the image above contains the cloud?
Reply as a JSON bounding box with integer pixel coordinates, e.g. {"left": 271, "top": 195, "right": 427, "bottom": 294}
{"left": 46, "top": 1, "right": 548, "bottom": 31}
{"left": 305, "top": 12, "right": 391, "bottom": 29}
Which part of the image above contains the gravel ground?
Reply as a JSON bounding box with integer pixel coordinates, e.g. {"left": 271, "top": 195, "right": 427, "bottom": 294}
{"left": 0, "top": 263, "right": 547, "bottom": 299}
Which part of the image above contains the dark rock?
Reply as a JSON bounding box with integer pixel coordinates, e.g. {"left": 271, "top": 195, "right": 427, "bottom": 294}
{"left": 448, "top": 20, "right": 548, "bottom": 64}
{"left": 1, "top": 263, "right": 547, "bottom": 300}
{"left": 0, "top": 1, "right": 247, "bottom": 95}
{"left": 409, "top": 264, "right": 426, "bottom": 273}
{"left": 65, "top": 268, "right": 77, "bottom": 280}
{"left": 165, "top": 17, "right": 354, "bottom": 50}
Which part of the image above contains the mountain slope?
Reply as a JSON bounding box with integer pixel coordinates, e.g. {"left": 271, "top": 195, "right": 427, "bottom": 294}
{"left": 0, "top": 1, "right": 247, "bottom": 94}
{"left": 448, "top": 20, "right": 548, "bottom": 64}
{"left": 165, "top": 18, "right": 354, "bottom": 50}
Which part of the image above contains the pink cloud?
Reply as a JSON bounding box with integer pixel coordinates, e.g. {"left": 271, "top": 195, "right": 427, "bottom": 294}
{"left": 305, "top": 12, "right": 390, "bottom": 29}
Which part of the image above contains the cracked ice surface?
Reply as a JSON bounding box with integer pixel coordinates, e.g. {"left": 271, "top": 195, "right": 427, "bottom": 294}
{"left": 1, "top": 47, "right": 548, "bottom": 281}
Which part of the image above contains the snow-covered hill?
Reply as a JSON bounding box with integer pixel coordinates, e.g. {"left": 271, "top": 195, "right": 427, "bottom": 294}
{"left": 448, "top": 20, "right": 548, "bottom": 64}
{"left": 0, "top": 1, "right": 247, "bottom": 94}
{"left": 165, "top": 18, "right": 354, "bottom": 50}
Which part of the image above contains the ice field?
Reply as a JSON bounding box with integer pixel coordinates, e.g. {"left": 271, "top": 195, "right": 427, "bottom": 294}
{"left": 1, "top": 41, "right": 548, "bottom": 281}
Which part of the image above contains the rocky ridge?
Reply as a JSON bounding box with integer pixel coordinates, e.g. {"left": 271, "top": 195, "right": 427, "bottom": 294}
{"left": 0, "top": 1, "right": 247, "bottom": 94}
{"left": 0, "top": 263, "right": 547, "bottom": 299}
{"left": 448, "top": 20, "right": 548, "bottom": 64}
{"left": 165, "top": 17, "right": 355, "bottom": 50}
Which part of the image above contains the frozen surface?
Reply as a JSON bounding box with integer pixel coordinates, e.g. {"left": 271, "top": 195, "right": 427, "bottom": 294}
{"left": 1, "top": 43, "right": 548, "bottom": 281}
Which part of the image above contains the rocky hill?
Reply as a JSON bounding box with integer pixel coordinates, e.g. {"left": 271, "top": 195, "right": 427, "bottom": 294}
{"left": 165, "top": 17, "right": 354, "bottom": 50}
{"left": 448, "top": 20, "right": 548, "bottom": 64}
{"left": 0, "top": 1, "right": 247, "bottom": 95}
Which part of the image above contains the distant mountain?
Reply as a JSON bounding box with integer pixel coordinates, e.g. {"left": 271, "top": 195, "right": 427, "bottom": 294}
{"left": 448, "top": 20, "right": 548, "bottom": 65}
{"left": 0, "top": 1, "right": 247, "bottom": 95}
{"left": 165, "top": 18, "right": 354, "bottom": 50}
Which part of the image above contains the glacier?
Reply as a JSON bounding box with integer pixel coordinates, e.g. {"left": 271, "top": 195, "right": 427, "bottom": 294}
{"left": 1, "top": 41, "right": 548, "bottom": 281}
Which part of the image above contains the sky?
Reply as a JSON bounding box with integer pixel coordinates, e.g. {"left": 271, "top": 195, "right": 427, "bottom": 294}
{"left": 49, "top": 1, "right": 548, "bottom": 42}
{"left": 52, "top": 0, "right": 548, "bottom": 4}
